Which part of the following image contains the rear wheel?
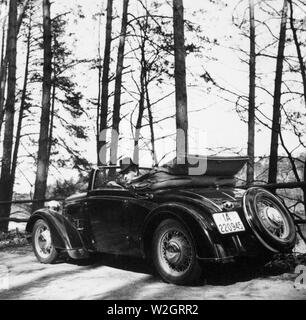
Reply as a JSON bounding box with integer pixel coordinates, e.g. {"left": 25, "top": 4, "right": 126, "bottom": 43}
{"left": 32, "top": 219, "right": 58, "bottom": 264}
{"left": 152, "top": 219, "right": 202, "bottom": 285}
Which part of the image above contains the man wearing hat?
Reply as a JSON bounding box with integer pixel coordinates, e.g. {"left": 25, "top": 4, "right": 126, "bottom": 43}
{"left": 107, "top": 157, "right": 139, "bottom": 187}
{"left": 119, "top": 157, "right": 139, "bottom": 185}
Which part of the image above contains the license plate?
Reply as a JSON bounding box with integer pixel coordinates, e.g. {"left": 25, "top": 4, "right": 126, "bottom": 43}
{"left": 213, "top": 211, "right": 245, "bottom": 234}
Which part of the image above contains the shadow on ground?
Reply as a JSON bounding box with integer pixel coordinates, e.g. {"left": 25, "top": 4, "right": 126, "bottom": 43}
{"left": 69, "top": 252, "right": 156, "bottom": 276}
{"left": 0, "top": 246, "right": 296, "bottom": 300}
{"left": 69, "top": 253, "right": 289, "bottom": 286}
{"left": 203, "top": 258, "right": 287, "bottom": 286}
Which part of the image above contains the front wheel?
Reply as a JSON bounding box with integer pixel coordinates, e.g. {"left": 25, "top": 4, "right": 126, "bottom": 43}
{"left": 152, "top": 219, "right": 202, "bottom": 285}
{"left": 32, "top": 219, "right": 59, "bottom": 264}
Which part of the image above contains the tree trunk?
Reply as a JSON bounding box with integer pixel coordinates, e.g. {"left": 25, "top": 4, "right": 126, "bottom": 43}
{"left": 133, "top": 77, "right": 145, "bottom": 166}
{"left": 288, "top": 1, "right": 306, "bottom": 213}
{"left": 96, "top": 12, "right": 102, "bottom": 165}
{"left": 48, "top": 32, "right": 57, "bottom": 161}
{"left": 48, "top": 75, "right": 56, "bottom": 160}
{"left": 0, "top": 0, "right": 29, "bottom": 134}
{"left": 0, "top": 0, "right": 17, "bottom": 232}
{"left": 7, "top": 10, "right": 32, "bottom": 216}
{"left": 109, "top": 0, "right": 129, "bottom": 177}
{"left": 288, "top": 0, "right": 306, "bottom": 107}
{"left": 247, "top": 0, "right": 256, "bottom": 185}
{"left": 0, "top": 4, "right": 8, "bottom": 136}
{"left": 146, "top": 83, "right": 157, "bottom": 166}
{"left": 0, "top": 25, "right": 7, "bottom": 135}
{"left": 304, "top": 158, "right": 306, "bottom": 215}
{"left": 173, "top": 0, "right": 188, "bottom": 164}
{"left": 268, "top": 0, "right": 288, "bottom": 184}
{"left": 0, "top": 20, "right": 5, "bottom": 83}
{"left": 98, "top": 0, "right": 113, "bottom": 166}
{"left": 32, "top": 0, "right": 52, "bottom": 213}
{"left": 0, "top": 21, "right": 6, "bottom": 74}
{"left": 133, "top": 32, "right": 147, "bottom": 165}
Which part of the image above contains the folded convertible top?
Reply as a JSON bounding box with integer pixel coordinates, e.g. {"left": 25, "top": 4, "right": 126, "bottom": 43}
{"left": 129, "top": 155, "right": 247, "bottom": 191}
{"left": 163, "top": 155, "right": 248, "bottom": 176}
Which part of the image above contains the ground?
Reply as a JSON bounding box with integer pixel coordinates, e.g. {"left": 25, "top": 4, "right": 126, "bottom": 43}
{"left": 0, "top": 245, "right": 306, "bottom": 300}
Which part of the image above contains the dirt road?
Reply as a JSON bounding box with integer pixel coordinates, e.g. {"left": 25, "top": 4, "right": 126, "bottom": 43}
{"left": 0, "top": 245, "right": 305, "bottom": 300}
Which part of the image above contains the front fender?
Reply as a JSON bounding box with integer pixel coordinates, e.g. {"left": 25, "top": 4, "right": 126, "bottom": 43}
{"left": 141, "top": 202, "right": 220, "bottom": 260}
{"left": 26, "top": 209, "right": 84, "bottom": 250}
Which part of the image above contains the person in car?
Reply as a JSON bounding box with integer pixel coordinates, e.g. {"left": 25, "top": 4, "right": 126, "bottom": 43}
{"left": 107, "top": 157, "right": 140, "bottom": 188}
{"left": 119, "top": 157, "right": 140, "bottom": 184}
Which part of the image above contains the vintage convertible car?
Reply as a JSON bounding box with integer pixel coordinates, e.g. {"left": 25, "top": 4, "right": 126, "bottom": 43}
{"left": 26, "top": 156, "right": 297, "bottom": 285}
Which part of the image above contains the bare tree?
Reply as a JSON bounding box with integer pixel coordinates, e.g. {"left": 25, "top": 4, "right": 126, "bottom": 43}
{"left": 8, "top": 7, "right": 33, "bottom": 216}
{"left": 109, "top": 0, "right": 129, "bottom": 175}
{"left": 133, "top": 62, "right": 146, "bottom": 165}
{"left": 0, "top": 0, "right": 17, "bottom": 232}
{"left": 288, "top": 0, "right": 306, "bottom": 107}
{"left": 247, "top": 0, "right": 256, "bottom": 185}
{"left": 98, "top": 0, "right": 113, "bottom": 166}
{"left": 146, "top": 86, "right": 158, "bottom": 166}
{"left": 0, "top": 7, "right": 7, "bottom": 136}
{"left": 48, "top": 31, "right": 56, "bottom": 162}
{"left": 32, "top": 0, "right": 52, "bottom": 212}
{"left": 0, "top": 19, "right": 6, "bottom": 71}
{"left": 173, "top": 0, "right": 188, "bottom": 161}
{"left": 96, "top": 10, "right": 102, "bottom": 165}
{"left": 0, "top": 0, "right": 30, "bottom": 133}
{"left": 268, "top": 0, "right": 288, "bottom": 184}
{"left": 0, "top": 16, "right": 8, "bottom": 135}
{"left": 132, "top": 13, "right": 149, "bottom": 165}
{"left": 288, "top": 0, "right": 306, "bottom": 211}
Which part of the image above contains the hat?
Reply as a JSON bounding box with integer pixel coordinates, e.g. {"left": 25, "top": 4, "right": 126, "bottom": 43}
{"left": 119, "top": 157, "right": 138, "bottom": 174}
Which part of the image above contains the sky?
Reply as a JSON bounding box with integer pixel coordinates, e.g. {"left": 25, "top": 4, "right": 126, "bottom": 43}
{"left": 65, "top": 0, "right": 303, "bottom": 158}
{"left": 1, "top": 0, "right": 305, "bottom": 194}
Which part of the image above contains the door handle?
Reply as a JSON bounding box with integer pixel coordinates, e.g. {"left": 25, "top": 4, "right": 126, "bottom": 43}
{"left": 123, "top": 200, "right": 129, "bottom": 208}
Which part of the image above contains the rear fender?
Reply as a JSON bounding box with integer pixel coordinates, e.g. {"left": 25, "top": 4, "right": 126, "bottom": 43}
{"left": 26, "top": 209, "right": 84, "bottom": 250}
{"left": 141, "top": 202, "right": 219, "bottom": 260}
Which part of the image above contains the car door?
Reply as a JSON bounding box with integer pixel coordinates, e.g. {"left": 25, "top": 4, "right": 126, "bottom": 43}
{"left": 86, "top": 189, "right": 133, "bottom": 254}
{"left": 121, "top": 196, "right": 158, "bottom": 256}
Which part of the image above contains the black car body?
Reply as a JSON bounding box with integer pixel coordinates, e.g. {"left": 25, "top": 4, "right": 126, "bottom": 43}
{"left": 26, "top": 157, "right": 297, "bottom": 285}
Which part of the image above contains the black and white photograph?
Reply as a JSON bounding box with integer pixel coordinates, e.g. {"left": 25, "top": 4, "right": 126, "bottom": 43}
{"left": 0, "top": 0, "right": 306, "bottom": 303}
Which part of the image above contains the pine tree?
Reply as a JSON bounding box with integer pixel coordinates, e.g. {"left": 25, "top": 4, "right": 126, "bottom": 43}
{"left": 268, "top": 0, "right": 288, "bottom": 184}
{"left": 247, "top": 0, "right": 256, "bottom": 185}
{"left": 32, "top": 0, "right": 52, "bottom": 212}
{"left": 109, "top": 0, "right": 129, "bottom": 177}
{"left": 0, "top": 0, "right": 17, "bottom": 232}
{"left": 98, "top": 0, "right": 113, "bottom": 166}
{"left": 173, "top": 0, "right": 188, "bottom": 163}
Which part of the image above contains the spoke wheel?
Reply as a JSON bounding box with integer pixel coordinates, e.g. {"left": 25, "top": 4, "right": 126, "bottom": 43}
{"left": 32, "top": 219, "right": 58, "bottom": 264}
{"left": 152, "top": 219, "right": 202, "bottom": 285}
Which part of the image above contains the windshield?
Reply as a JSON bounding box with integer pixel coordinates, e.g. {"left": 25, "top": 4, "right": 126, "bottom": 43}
{"left": 93, "top": 169, "right": 121, "bottom": 189}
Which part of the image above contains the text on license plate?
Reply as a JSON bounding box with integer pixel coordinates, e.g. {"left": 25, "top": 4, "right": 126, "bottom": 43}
{"left": 213, "top": 211, "right": 245, "bottom": 234}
